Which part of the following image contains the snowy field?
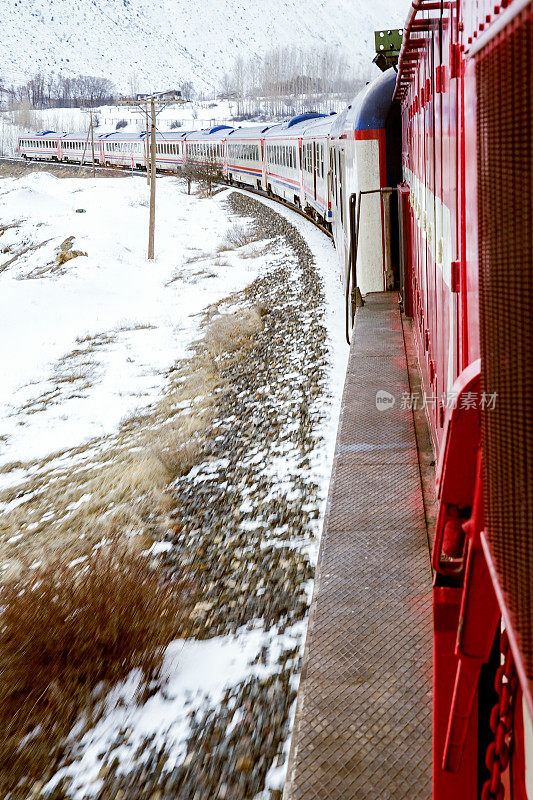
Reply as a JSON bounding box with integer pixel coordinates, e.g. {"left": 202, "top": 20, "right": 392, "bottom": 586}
{"left": 0, "top": 168, "right": 348, "bottom": 797}
{"left": 0, "top": 173, "right": 272, "bottom": 469}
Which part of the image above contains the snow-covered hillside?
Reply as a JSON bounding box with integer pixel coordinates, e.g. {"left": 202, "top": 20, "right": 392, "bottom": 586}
{"left": 1, "top": 0, "right": 409, "bottom": 93}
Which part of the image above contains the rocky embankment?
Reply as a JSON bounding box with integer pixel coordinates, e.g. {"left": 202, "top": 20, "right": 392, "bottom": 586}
{"left": 46, "top": 192, "right": 331, "bottom": 800}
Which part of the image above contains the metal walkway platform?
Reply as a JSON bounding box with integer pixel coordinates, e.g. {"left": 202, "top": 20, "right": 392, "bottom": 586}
{"left": 284, "top": 293, "right": 433, "bottom": 800}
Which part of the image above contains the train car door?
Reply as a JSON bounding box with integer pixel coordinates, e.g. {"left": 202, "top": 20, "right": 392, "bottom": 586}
{"left": 313, "top": 142, "right": 318, "bottom": 202}
{"left": 261, "top": 140, "right": 266, "bottom": 190}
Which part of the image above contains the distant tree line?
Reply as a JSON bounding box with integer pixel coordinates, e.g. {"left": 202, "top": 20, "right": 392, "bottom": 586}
{"left": 219, "top": 46, "right": 367, "bottom": 118}
{"left": 2, "top": 73, "right": 116, "bottom": 110}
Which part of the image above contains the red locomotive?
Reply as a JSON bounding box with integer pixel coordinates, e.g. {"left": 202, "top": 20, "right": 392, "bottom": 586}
{"left": 395, "top": 0, "right": 532, "bottom": 795}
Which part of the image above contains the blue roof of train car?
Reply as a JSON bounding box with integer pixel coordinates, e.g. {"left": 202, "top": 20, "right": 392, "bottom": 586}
{"left": 331, "top": 70, "right": 395, "bottom": 136}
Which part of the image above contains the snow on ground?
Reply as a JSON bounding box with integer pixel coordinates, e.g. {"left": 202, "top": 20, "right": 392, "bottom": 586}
{"left": 40, "top": 189, "right": 347, "bottom": 797}
{"left": 0, "top": 168, "right": 348, "bottom": 796}
{"left": 45, "top": 622, "right": 305, "bottom": 798}
{"left": 0, "top": 174, "right": 271, "bottom": 472}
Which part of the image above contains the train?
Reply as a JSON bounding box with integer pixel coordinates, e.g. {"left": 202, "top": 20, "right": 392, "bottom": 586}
{"left": 18, "top": 76, "right": 397, "bottom": 312}
{"left": 18, "top": 0, "right": 532, "bottom": 793}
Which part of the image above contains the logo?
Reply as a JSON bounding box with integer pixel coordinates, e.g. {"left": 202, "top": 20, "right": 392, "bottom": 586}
{"left": 375, "top": 390, "right": 396, "bottom": 411}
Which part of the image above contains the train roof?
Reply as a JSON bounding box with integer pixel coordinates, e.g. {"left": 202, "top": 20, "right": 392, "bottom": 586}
{"left": 149, "top": 130, "right": 191, "bottom": 140}
{"left": 61, "top": 132, "right": 93, "bottom": 140}
{"left": 226, "top": 124, "right": 279, "bottom": 140}
{"left": 21, "top": 131, "right": 63, "bottom": 139}
{"left": 183, "top": 126, "right": 234, "bottom": 141}
{"left": 294, "top": 114, "right": 337, "bottom": 139}
{"left": 262, "top": 113, "right": 335, "bottom": 140}
{"left": 99, "top": 132, "right": 145, "bottom": 141}
{"left": 330, "top": 70, "right": 395, "bottom": 138}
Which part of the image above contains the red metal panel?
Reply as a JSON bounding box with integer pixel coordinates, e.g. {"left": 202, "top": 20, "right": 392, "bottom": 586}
{"left": 476, "top": 0, "right": 533, "bottom": 714}
{"left": 433, "top": 585, "right": 478, "bottom": 799}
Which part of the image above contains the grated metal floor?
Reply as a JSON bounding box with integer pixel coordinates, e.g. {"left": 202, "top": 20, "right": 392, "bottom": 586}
{"left": 284, "top": 293, "right": 433, "bottom": 800}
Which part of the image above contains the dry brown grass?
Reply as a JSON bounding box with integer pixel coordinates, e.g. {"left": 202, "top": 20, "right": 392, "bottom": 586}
{"left": 201, "top": 306, "right": 265, "bottom": 357}
{"left": 0, "top": 304, "right": 265, "bottom": 577}
{"left": 217, "top": 222, "right": 262, "bottom": 252}
{"left": 0, "top": 542, "right": 189, "bottom": 795}
{"left": 0, "top": 301, "right": 264, "bottom": 792}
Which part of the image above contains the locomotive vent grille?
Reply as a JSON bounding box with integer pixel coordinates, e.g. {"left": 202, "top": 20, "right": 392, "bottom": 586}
{"left": 476, "top": 4, "right": 533, "bottom": 692}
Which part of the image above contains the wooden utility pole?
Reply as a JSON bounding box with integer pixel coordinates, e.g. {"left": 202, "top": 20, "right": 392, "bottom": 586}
{"left": 81, "top": 109, "right": 97, "bottom": 176}
{"left": 148, "top": 97, "right": 157, "bottom": 261}
{"left": 145, "top": 108, "right": 150, "bottom": 186}
{"left": 90, "top": 109, "right": 96, "bottom": 178}
{"left": 81, "top": 127, "right": 91, "bottom": 167}
{"left": 125, "top": 94, "right": 167, "bottom": 260}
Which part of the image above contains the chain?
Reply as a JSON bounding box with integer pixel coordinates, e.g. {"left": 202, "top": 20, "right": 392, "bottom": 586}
{"left": 481, "top": 630, "right": 519, "bottom": 800}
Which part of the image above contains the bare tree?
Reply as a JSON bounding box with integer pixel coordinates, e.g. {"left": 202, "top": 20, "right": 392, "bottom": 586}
{"left": 182, "top": 156, "right": 220, "bottom": 197}
{"left": 128, "top": 73, "right": 139, "bottom": 99}
{"left": 12, "top": 72, "right": 116, "bottom": 110}
{"left": 222, "top": 45, "right": 365, "bottom": 119}
{"left": 181, "top": 81, "right": 195, "bottom": 102}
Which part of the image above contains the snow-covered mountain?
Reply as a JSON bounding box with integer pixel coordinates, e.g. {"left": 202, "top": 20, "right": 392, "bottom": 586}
{"left": 1, "top": 0, "right": 409, "bottom": 93}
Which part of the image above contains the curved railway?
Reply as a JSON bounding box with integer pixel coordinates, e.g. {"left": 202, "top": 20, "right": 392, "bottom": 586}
{"left": 15, "top": 0, "right": 533, "bottom": 795}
